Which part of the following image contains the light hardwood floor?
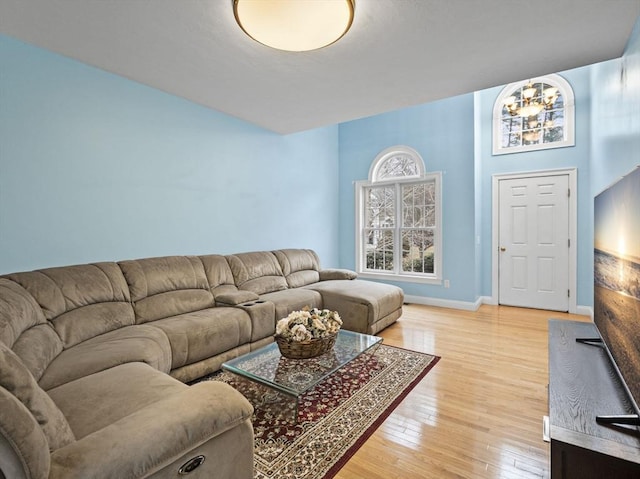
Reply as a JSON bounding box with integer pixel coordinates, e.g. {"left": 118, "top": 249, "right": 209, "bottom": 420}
{"left": 335, "top": 303, "right": 590, "bottom": 479}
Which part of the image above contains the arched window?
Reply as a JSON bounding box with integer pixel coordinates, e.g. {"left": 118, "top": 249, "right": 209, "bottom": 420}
{"left": 369, "top": 146, "right": 425, "bottom": 181}
{"left": 493, "top": 74, "right": 575, "bottom": 155}
{"left": 355, "top": 146, "right": 442, "bottom": 283}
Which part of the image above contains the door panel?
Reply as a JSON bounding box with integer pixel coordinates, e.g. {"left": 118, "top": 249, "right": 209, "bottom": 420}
{"left": 499, "top": 175, "right": 569, "bottom": 311}
{"left": 512, "top": 256, "right": 527, "bottom": 289}
{"left": 537, "top": 256, "right": 554, "bottom": 292}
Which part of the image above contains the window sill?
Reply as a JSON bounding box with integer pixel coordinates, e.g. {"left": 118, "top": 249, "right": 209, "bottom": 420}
{"left": 357, "top": 271, "right": 442, "bottom": 285}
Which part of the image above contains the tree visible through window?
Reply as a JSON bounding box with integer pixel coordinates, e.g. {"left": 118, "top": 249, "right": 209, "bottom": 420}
{"left": 493, "top": 74, "right": 575, "bottom": 155}
{"left": 356, "top": 146, "right": 442, "bottom": 283}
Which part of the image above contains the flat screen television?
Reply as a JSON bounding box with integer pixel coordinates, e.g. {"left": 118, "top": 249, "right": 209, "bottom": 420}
{"left": 592, "top": 164, "right": 640, "bottom": 426}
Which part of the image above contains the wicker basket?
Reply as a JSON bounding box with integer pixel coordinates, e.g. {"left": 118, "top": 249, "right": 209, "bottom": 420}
{"left": 275, "top": 333, "right": 337, "bottom": 359}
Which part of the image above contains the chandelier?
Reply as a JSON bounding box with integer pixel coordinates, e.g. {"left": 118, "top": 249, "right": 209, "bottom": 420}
{"left": 233, "top": 0, "right": 355, "bottom": 52}
{"left": 503, "top": 82, "right": 559, "bottom": 118}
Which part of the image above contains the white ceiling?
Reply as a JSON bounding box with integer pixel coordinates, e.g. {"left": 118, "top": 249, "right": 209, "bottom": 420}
{"left": 1, "top": 0, "right": 639, "bottom": 134}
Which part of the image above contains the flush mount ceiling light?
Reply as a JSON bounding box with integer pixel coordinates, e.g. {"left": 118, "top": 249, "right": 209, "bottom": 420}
{"left": 233, "top": 0, "right": 354, "bottom": 52}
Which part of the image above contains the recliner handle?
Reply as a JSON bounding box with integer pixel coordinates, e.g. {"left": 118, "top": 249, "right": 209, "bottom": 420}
{"left": 178, "top": 455, "right": 206, "bottom": 475}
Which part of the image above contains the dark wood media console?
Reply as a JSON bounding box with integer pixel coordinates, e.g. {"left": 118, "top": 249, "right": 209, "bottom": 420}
{"left": 548, "top": 319, "right": 640, "bottom": 478}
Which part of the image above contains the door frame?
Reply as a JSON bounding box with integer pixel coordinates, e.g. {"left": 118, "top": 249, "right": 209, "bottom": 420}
{"left": 491, "top": 168, "right": 578, "bottom": 313}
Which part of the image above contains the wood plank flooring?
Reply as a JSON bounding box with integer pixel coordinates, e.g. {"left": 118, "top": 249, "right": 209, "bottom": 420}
{"left": 335, "top": 303, "right": 590, "bottom": 479}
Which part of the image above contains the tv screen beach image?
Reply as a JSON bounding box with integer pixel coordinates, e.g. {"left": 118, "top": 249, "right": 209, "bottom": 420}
{"left": 594, "top": 166, "right": 640, "bottom": 407}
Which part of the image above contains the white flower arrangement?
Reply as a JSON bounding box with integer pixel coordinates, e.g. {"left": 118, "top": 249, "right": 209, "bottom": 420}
{"left": 276, "top": 307, "right": 342, "bottom": 342}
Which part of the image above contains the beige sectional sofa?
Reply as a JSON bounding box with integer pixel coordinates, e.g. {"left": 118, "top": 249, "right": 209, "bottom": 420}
{"left": 0, "top": 248, "right": 403, "bottom": 479}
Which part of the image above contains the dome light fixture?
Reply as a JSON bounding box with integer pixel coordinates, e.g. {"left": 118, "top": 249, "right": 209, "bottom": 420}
{"left": 233, "top": 0, "right": 355, "bottom": 52}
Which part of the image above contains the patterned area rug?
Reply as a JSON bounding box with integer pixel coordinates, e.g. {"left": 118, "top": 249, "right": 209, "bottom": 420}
{"left": 199, "top": 345, "right": 439, "bottom": 479}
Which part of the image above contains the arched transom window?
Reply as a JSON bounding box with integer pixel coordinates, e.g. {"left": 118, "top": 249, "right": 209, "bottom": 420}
{"left": 369, "top": 146, "right": 425, "bottom": 181}
{"left": 356, "top": 146, "right": 442, "bottom": 284}
{"left": 493, "top": 74, "right": 575, "bottom": 155}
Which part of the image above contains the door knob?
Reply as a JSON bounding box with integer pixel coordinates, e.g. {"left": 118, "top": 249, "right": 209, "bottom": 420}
{"left": 500, "top": 246, "right": 506, "bottom": 252}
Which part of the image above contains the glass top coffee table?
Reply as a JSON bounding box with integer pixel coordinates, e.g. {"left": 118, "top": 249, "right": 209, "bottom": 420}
{"left": 222, "top": 330, "right": 382, "bottom": 420}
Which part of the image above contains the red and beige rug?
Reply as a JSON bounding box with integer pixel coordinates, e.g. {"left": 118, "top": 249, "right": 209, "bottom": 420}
{"left": 201, "top": 345, "right": 439, "bottom": 479}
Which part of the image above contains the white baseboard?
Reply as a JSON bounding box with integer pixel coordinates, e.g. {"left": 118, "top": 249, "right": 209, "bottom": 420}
{"left": 575, "top": 305, "right": 593, "bottom": 318}
{"left": 404, "top": 295, "right": 484, "bottom": 311}
{"left": 479, "top": 295, "right": 497, "bottom": 305}
{"left": 403, "top": 295, "right": 592, "bottom": 317}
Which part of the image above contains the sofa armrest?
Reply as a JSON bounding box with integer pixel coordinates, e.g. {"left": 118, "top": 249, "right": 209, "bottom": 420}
{"left": 49, "top": 381, "right": 253, "bottom": 479}
{"left": 215, "top": 291, "right": 260, "bottom": 306}
{"left": 319, "top": 269, "right": 358, "bottom": 281}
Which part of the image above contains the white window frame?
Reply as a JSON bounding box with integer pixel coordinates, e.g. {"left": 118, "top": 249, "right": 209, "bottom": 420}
{"left": 355, "top": 146, "right": 443, "bottom": 285}
{"left": 492, "top": 74, "right": 575, "bottom": 155}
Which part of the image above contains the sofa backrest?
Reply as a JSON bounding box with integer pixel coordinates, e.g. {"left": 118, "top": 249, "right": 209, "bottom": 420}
{"left": 6, "top": 263, "right": 134, "bottom": 350}
{"left": 0, "top": 341, "right": 75, "bottom": 452}
{"left": 0, "top": 278, "right": 62, "bottom": 382}
{"left": 119, "top": 256, "right": 215, "bottom": 323}
{"left": 225, "top": 251, "right": 288, "bottom": 295}
{"left": 198, "top": 254, "right": 240, "bottom": 298}
{"left": 273, "top": 249, "right": 321, "bottom": 288}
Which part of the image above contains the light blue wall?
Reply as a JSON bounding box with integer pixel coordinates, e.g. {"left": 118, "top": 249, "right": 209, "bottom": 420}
{"left": 338, "top": 95, "right": 477, "bottom": 302}
{"left": 475, "top": 67, "right": 593, "bottom": 307}
{"left": 0, "top": 35, "right": 340, "bottom": 273}
{"left": 585, "top": 19, "right": 640, "bottom": 308}
{"left": 590, "top": 19, "right": 640, "bottom": 194}
{"left": 3, "top": 18, "right": 639, "bottom": 308}
{"left": 338, "top": 16, "right": 639, "bottom": 310}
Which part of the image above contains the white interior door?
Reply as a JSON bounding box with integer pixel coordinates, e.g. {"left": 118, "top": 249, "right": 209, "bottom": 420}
{"left": 498, "top": 175, "right": 570, "bottom": 311}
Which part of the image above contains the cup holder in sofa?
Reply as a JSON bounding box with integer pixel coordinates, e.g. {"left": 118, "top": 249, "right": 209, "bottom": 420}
{"left": 242, "top": 300, "right": 266, "bottom": 306}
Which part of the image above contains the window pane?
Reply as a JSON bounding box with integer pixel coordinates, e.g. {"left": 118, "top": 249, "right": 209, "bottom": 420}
{"left": 377, "top": 154, "right": 419, "bottom": 179}
{"left": 501, "top": 117, "right": 523, "bottom": 148}
{"left": 365, "top": 186, "right": 395, "bottom": 228}
{"left": 542, "top": 109, "right": 564, "bottom": 143}
{"left": 553, "top": 93, "right": 564, "bottom": 109}
{"left": 401, "top": 229, "right": 434, "bottom": 274}
{"left": 402, "top": 182, "right": 435, "bottom": 227}
{"left": 425, "top": 205, "right": 435, "bottom": 227}
{"left": 364, "top": 229, "right": 394, "bottom": 271}
{"left": 544, "top": 126, "right": 564, "bottom": 143}
{"left": 522, "top": 127, "right": 542, "bottom": 145}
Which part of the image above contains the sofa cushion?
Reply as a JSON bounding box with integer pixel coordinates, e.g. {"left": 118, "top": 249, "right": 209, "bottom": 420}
{"left": 38, "top": 325, "right": 172, "bottom": 390}
{"left": 119, "top": 256, "right": 215, "bottom": 323}
{"left": 273, "top": 249, "right": 321, "bottom": 288}
{"left": 0, "top": 279, "right": 47, "bottom": 346}
{"left": 260, "top": 288, "right": 323, "bottom": 320}
{"left": 49, "top": 381, "right": 253, "bottom": 479}
{"left": 168, "top": 344, "right": 251, "bottom": 384}
{"left": 319, "top": 268, "right": 358, "bottom": 281}
{"left": 0, "top": 341, "right": 75, "bottom": 452}
{"left": 215, "top": 290, "right": 260, "bottom": 306}
{"left": 7, "top": 263, "right": 135, "bottom": 348}
{"left": 226, "top": 251, "right": 288, "bottom": 295}
{"left": 150, "top": 307, "right": 251, "bottom": 370}
{"left": 48, "top": 362, "right": 187, "bottom": 440}
{"left": 199, "top": 254, "right": 242, "bottom": 298}
{"left": 305, "top": 279, "right": 404, "bottom": 334}
{"left": 0, "top": 279, "right": 62, "bottom": 381}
